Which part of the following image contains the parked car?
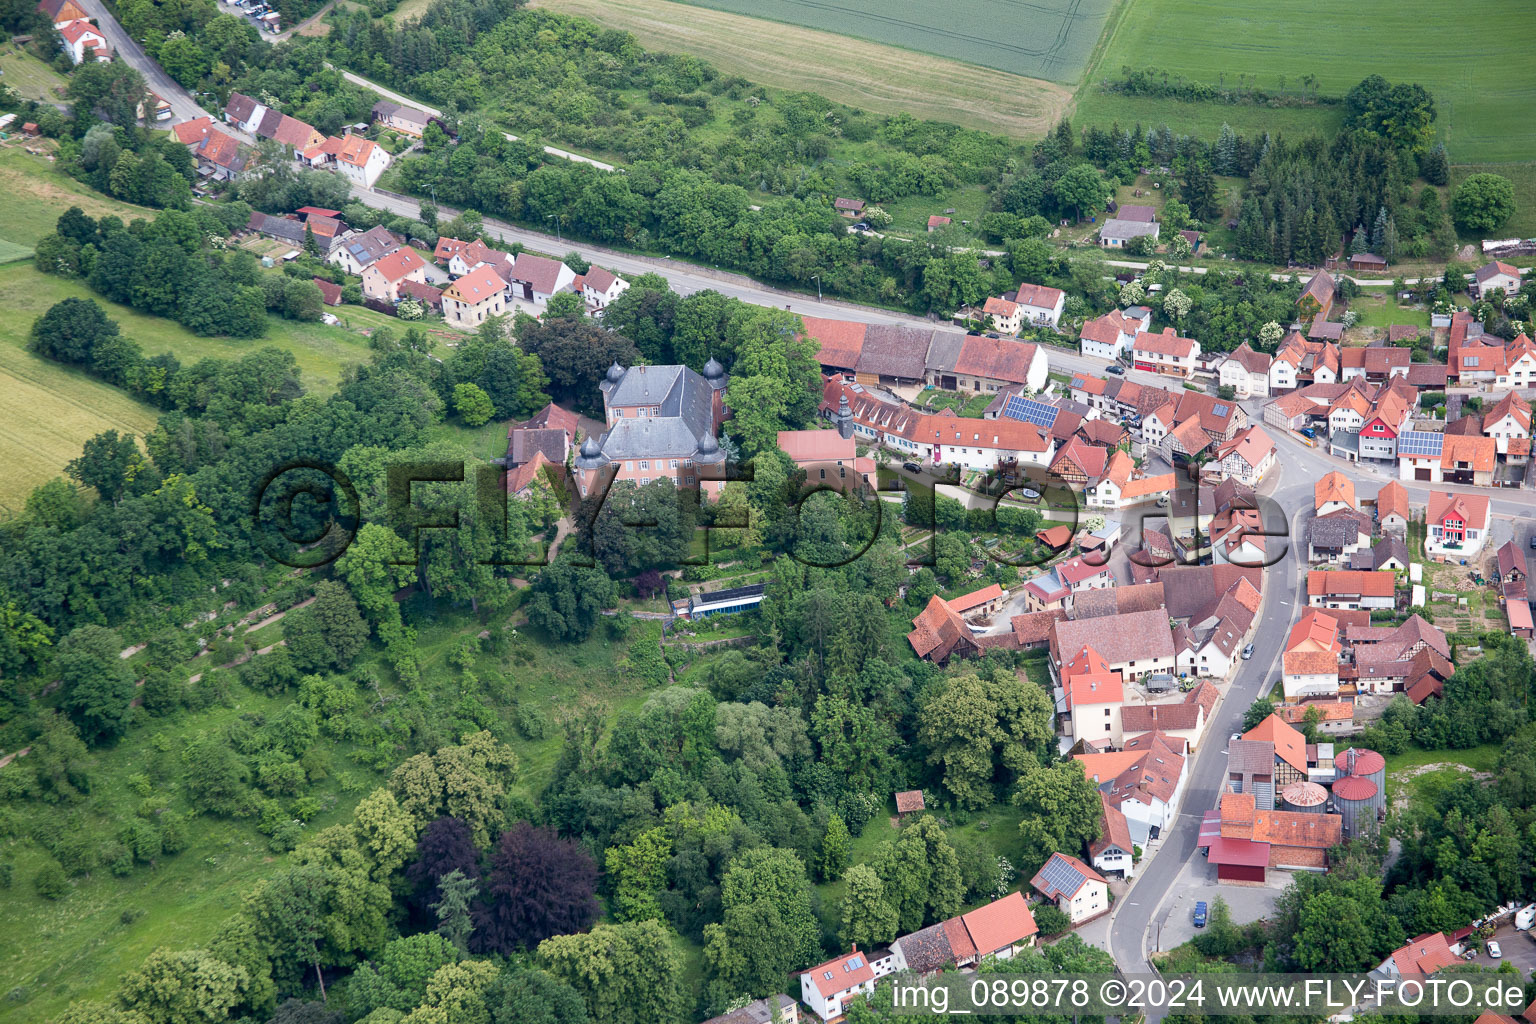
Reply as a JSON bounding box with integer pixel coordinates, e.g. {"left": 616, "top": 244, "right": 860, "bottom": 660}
{"left": 1300, "top": 426, "right": 1317, "bottom": 439}
{"left": 1487, "top": 940, "right": 1502, "bottom": 959}
{"left": 1242, "top": 643, "right": 1254, "bottom": 660}
{"left": 1106, "top": 365, "right": 1126, "bottom": 375}
{"left": 1193, "top": 901, "right": 1208, "bottom": 928}
{"left": 902, "top": 462, "right": 922, "bottom": 474}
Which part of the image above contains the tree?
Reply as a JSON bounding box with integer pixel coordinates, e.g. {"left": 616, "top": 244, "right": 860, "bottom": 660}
{"left": 544, "top": 290, "right": 586, "bottom": 319}
{"left": 704, "top": 847, "right": 822, "bottom": 1007}
{"left": 605, "top": 828, "right": 671, "bottom": 922}
{"left": 407, "top": 817, "right": 481, "bottom": 916}
{"left": 475, "top": 822, "right": 600, "bottom": 954}
{"left": 1052, "top": 165, "right": 1109, "bottom": 222}
{"left": 1258, "top": 320, "right": 1284, "bottom": 349}
{"left": 347, "top": 933, "right": 461, "bottom": 1016}
{"left": 29, "top": 297, "right": 119, "bottom": 365}
{"left": 120, "top": 948, "right": 249, "bottom": 1024}
{"left": 183, "top": 734, "right": 251, "bottom": 816}
{"left": 66, "top": 61, "right": 146, "bottom": 128}
{"left": 811, "top": 694, "right": 897, "bottom": 794}
{"left": 526, "top": 559, "right": 619, "bottom": 642}
{"left": 67, "top": 430, "right": 144, "bottom": 504}
{"left": 1167, "top": 233, "right": 1192, "bottom": 260}
{"left": 1163, "top": 287, "right": 1192, "bottom": 322}
{"left": 537, "top": 920, "right": 685, "bottom": 1024}
{"left": 55, "top": 624, "right": 135, "bottom": 745}
{"left": 484, "top": 968, "right": 590, "bottom": 1024}
{"left": 518, "top": 319, "right": 640, "bottom": 414}
{"left": 1452, "top": 174, "right": 1516, "bottom": 232}
{"left": 1179, "top": 162, "right": 1219, "bottom": 222}
{"left": 389, "top": 732, "right": 519, "bottom": 844}
{"left": 840, "top": 863, "right": 899, "bottom": 948}
{"left": 1344, "top": 75, "right": 1436, "bottom": 152}
{"left": 431, "top": 870, "right": 477, "bottom": 953}
{"left": 34, "top": 859, "right": 69, "bottom": 899}
{"left": 284, "top": 581, "right": 369, "bottom": 674}
{"left": 1012, "top": 756, "right": 1103, "bottom": 869}
{"left": 1118, "top": 280, "right": 1145, "bottom": 307}
{"left": 818, "top": 814, "right": 851, "bottom": 882}
{"left": 918, "top": 673, "right": 1003, "bottom": 809}
{"left": 452, "top": 382, "right": 495, "bottom": 426}
{"left": 871, "top": 816, "right": 963, "bottom": 933}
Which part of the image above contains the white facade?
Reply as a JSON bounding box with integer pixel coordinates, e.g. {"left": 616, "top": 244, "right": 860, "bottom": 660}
{"left": 1497, "top": 349, "right": 1536, "bottom": 388}
{"left": 583, "top": 271, "right": 629, "bottom": 310}
{"left": 800, "top": 962, "right": 877, "bottom": 1022}
{"left": 1282, "top": 670, "right": 1341, "bottom": 700}
{"left": 1484, "top": 412, "right": 1530, "bottom": 455}
{"left": 1219, "top": 359, "right": 1270, "bottom": 398}
{"left": 1057, "top": 878, "right": 1110, "bottom": 924}
{"left": 337, "top": 142, "right": 390, "bottom": 189}
{"left": 1091, "top": 843, "right": 1134, "bottom": 879}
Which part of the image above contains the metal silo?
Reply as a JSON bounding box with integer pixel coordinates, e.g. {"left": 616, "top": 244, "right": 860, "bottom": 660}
{"left": 1333, "top": 748, "right": 1386, "bottom": 794}
{"left": 1332, "top": 775, "right": 1381, "bottom": 838}
{"left": 1280, "top": 781, "right": 1328, "bottom": 814}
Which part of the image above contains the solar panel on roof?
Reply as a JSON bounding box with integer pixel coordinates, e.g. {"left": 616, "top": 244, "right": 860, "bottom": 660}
{"left": 1039, "top": 854, "right": 1084, "bottom": 895}
{"left": 1211, "top": 403, "right": 1230, "bottom": 417}
{"left": 1398, "top": 431, "right": 1443, "bottom": 457}
{"left": 1001, "top": 395, "right": 1059, "bottom": 427}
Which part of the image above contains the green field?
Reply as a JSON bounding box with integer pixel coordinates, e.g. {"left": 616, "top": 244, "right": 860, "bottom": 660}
{"left": 1080, "top": 0, "right": 1536, "bottom": 163}
{"left": 662, "top": 0, "right": 1116, "bottom": 83}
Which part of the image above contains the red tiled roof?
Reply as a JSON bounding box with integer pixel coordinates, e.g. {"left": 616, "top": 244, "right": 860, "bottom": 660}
{"left": 776, "top": 428, "right": 856, "bottom": 465}
{"left": 172, "top": 115, "right": 213, "bottom": 145}
{"left": 1389, "top": 932, "right": 1459, "bottom": 976}
{"left": 367, "top": 247, "right": 426, "bottom": 284}
{"left": 1243, "top": 714, "right": 1308, "bottom": 774}
{"left": 802, "top": 315, "right": 868, "bottom": 370}
{"left": 949, "top": 583, "right": 1004, "bottom": 614}
{"left": 311, "top": 278, "right": 342, "bottom": 306}
{"left": 960, "top": 891, "right": 1038, "bottom": 953}
{"left": 1134, "top": 328, "right": 1197, "bottom": 359}
{"left": 802, "top": 950, "right": 875, "bottom": 999}
{"left": 1014, "top": 282, "right": 1063, "bottom": 310}
{"left": 1307, "top": 570, "right": 1395, "bottom": 598}
{"left": 444, "top": 263, "right": 505, "bottom": 303}
{"left": 1427, "top": 490, "right": 1490, "bottom": 530}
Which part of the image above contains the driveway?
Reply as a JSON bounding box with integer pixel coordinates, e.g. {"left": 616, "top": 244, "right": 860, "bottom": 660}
{"left": 1463, "top": 923, "right": 1536, "bottom": 974}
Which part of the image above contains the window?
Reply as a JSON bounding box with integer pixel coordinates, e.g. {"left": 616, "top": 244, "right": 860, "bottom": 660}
{"left": 670, "top": 460, "right": 678, "bottom": 469}
{"left": 640, "top": 461, "right": 650, "bottom": 470}
{"left": 685, "top": 476, "right": 694, "bottom": 485}
{"left": 640, "top": 477, "right": 649, "bottom": 485}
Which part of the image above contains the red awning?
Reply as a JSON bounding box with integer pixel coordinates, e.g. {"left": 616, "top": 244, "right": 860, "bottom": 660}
{"left": 1197, "top": 809, "right": 1222, "bottom": 848}
{"left": 1207, "top": 837, "right": 1271, "bottom": 867}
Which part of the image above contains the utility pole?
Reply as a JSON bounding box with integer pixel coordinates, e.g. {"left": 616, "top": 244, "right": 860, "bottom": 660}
{"left": 547, "top": 214, "right": 561, "bottom": 243}
{"left": 812, "top": 274, "right": 822, "bottom": 301}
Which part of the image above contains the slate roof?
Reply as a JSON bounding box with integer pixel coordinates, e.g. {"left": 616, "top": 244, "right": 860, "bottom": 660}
{"left": 1309, "top": 511, "right": 1369, "bottom": 550}
{"left": 1101, "top": 218, "right": 1159, "bottom": 240}
{"left": 508, "top": 427, "right": 569, "bottom": 466}
{"left": 224, "top": 92, "right": 260, "bottom": 123}
{"left": 338, "top": 225, "right": 402, "bottom": 268}
{"left": 593, "top": 364, "right": 718, "bottom": 462}
{"left": 246, "top": 211, "right": 305, "bottom": 246}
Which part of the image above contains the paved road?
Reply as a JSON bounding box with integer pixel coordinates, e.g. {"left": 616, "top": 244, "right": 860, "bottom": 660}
{"left": 73, "top": 0, "right": 207, "bottom": 123}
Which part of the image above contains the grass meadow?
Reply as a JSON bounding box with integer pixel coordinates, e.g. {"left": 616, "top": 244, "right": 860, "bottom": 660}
{"left": 0, "top": 47, "right": 67, "bottom": 105}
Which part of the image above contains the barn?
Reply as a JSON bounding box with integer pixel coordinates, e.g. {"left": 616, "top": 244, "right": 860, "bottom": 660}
{"left": 1205, "top": 836, "right": 1270, "bottom": 883}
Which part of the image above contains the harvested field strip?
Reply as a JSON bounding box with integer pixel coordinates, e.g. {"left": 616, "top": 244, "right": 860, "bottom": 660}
{"left": 529, "top": 0, "right": 1073, "bottom": 137}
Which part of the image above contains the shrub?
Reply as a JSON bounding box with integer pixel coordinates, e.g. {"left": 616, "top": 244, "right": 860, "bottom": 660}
{"left": 34, "top": 860, "right": 69, "bottom": 900}
{"left": 1032, "top": 903, "right": 1071, "bottom": 936}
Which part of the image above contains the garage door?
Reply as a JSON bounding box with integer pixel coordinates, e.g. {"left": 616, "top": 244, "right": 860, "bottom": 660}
{"left": 1415, "top": 468, "right": 1431, "bottom": 481}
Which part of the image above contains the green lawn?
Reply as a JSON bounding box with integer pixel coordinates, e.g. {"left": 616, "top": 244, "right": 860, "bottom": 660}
{"left": 1382, "top": 743, "right": 1501, "bottom": 804}
{"left": 0, "top": 47, "right": 67, "bottom": 105}
{"left": 1451, "top": 161, "right": 1536, "bottom": 237}
{"left": 0, "top": 148, "right": 160, "bottom": 249}
{"left": 1079, "top": 0, "right": 1536, "bottom": 164}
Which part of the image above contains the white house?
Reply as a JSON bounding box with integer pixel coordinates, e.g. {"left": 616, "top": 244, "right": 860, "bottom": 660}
{"left": 1496, "top": 334, "right": 1536, "bottom": 388}
{"left": 331, "top": 135, "right": 390, "bottom": 189}
{"left": 1217, "top": 343, "right": 1271, "bottom": 398}
{"left": 1483, "top": 391, "right": 1532, "bottom": 455}
{"left": 506, "top": 253, "right": 577, "bottom": 307}
{"left": 1088, "top": 795, "right": 1136, "bottom": 878}
{"left": 800, "top": 950, "right": 879, "bottom": 1022}
{"left": 1099, "top": 219, "right": 1159, "bottom": 249}
{"left": 981, "top": 295, "right": 1022, "bottom": 334}
{"left": 1281, "top": 609, "right": 1342, "bottom": 699}
{"left": 448, "top": 240, "right": 510, "bottom": 279}
{"left": 1085, "top": 450, "right": 1174, "bottom": 509}
{"left": 329, "top": 225, "right": 402, "bottom": 276}
{"left": 1078, "top": 308, "right": 1150, "bottom": 361}
{"left": 1030, "top": 852, "right": 1110, "bottom": 924}
{"left": 1013, "top": 283, "right": 1066, "bottom": 328}
{"left": 1473, "top": 259, "right": 1522, "bottom": 298}
{"left": 1211, "top": 426, "right": 1277, "bottom": 486}
{"left": 59, "top": 19, "right": 109, "bottom": 63}
{"left": 1425, "top": 491, "right": 1491, "bottom": 560}
{"left": 582, "top": 265, "right": 628, "bottom": 310}
{"left": 1306, "top": 570, "right": 1396, "bottom": 611}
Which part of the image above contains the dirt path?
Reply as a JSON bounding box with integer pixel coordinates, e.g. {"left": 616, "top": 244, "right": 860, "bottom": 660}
{"left": 244, "top": 595, "right": 315, "bottom": 634}
{"left": 0, "top": 746, "right": 31, "bottom": 769}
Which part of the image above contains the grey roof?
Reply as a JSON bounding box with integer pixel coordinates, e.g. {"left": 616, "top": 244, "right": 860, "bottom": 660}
{"left": 702, "top": 995, "right": 797, "bottom": 1024}
{"left": 1329, "top": 429, "right": 1360, "bottom": 455}
{"left": 1308, "top": 512, "right": 1367, "bottom": 550}
{"left": 593, "top": 364, "right": 719, "bottom": 463}
{"left": 247, "top": 212, "right": 305, "bottom": 246}
{"left": 371, "top": 99, "right": 429, "bottom": 126}
{"left": 1228, "top": 738, "right": 1276, "bottom": 775}
{"left": 857, "top": 324, "right": 931, "bottom": 380}
{"left": 923, "top": 331, "right": 965, "bottom": 374}
{"left": 339, "top": 225, "right": 402, "bottom": 268}
{"left": 894, "top": 922, "right": 956, "bottom": 974}
{"left": 1101, "top": 219, "right": 1160, "bottom": 241}
{"left": 508, "top": 427, "right": 568, "bottom": 466}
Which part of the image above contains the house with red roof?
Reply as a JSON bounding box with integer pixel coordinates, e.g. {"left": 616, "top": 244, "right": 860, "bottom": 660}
{"left": 1211, "top": 425, "right": 1277, "bottom": 486}
{"left": 1132, "top": 328, "right": 1201, "bottom": 378}
{"left": 1061, "top": 644, "right": 1124, "bottom": 748}
{"left": 303, "top": 134, "right": 391, "bottom": 188}
{"left": 1306, "top": 569, "right": 1396, "bottom": 610}
{"left": 776, "top": 425, "right": 872, "bottom": 492}
{"left": 1010, "top": 282, "right": 1066, "bottom": 328}
{"left": 58, "top": 18, "right": 108, "bottom": 63}
{"left": 1282, "top": 609, "right": 1342, "bottom": 699}
{"left": 581, "top": 265, "right": 628, "bottom": 309}
{"left": 171, "top": 116, "right": 214, "bottom": 146}
{"left": 361, "top": 247, "right": 428, "bottom": 303}
{"left": 192, "top": 130, "right": 251, "bottom": 180}
{"left": 1425, "top": 490, "right": 1491, "bottom": 560}
{"left": 1472, "top": 260, "right": 1522, "bottom": 299}
{"left": 442, "top": 264, "right": 508, "bottom": 328}
{"left": 1088, "top": 791, "right": 1136, "bottom": 877}
{"left": 1483, "top": 391, "right": 1532, "bottom": 455}
{"left": 1379, "top": 932, "right": 1461, "bottom": 978}
{"left": 1078, "top": 307, "right": 1150, "bottom": 361}
{"left": 507, "top": 252, "right": 577, "bottom": 308}
{"left": 36, "top": 0, "right": 89, "bottom": 28}
{"left": 908, "top": 595, "right": 981, "bottom": 664}
{"left": 1030, "top": 852, "right": 1110, "bottom": 924}
{"left": 311, "top": 278, "right": 342, "bottom": 307}
{"left": 1497, "top": 333, "right": 1536, "bottom": 389}
{"left": 799, "top": 949, "right": 879, "bottom": 1021}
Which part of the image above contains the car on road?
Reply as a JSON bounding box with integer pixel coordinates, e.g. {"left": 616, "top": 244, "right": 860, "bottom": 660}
{"left": 1487, "top": 940, "right": 1502, "bottom": 959}
{"left": 1106, "top": 365, "right": 1125, "bottom": 375}
{"left": 902, "top": 462, "right": 922, "bottom": 474}
{"left": 1193, "top": 901, "right": 1208, "bottom": 928}
{"left": 1529, "top": 535, "right": 1536, "bottom": 550}
{"left": 1242, "top": 643, "right": 1254, "bottom": 660}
